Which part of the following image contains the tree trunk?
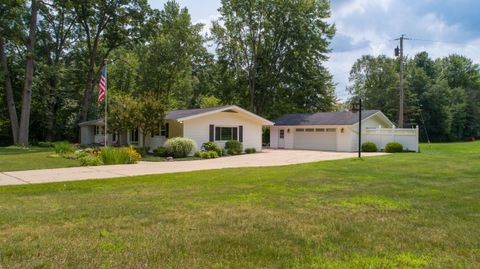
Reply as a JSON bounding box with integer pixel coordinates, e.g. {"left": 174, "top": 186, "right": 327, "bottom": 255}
{"left": 17, "top": 0, "right": 38, "bottom": 146}
{"left": 80, "top": 57, "right": 96, "bottom": 122}
{"left": 0, "top": 38, "right": 19, "bottom": 144}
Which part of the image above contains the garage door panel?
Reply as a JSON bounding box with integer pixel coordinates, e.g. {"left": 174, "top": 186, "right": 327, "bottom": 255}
{"left": 293, "top": 131, "right": 337, "bottom": 151}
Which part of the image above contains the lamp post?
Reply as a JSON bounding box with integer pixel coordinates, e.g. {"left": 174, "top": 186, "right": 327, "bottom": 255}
{"left": 351, "top": 99, "right": 362, "bottom": 158}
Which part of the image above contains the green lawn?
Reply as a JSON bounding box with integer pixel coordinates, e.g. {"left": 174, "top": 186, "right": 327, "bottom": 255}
{"left": 1, "top": 142, "right": 479, "bottom": 268}
{"left": 0, "top": 146, "right": 80, "bottom": 172}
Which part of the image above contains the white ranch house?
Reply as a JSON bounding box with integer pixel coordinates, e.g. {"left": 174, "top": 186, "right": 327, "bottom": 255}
{"left": 79, "top": 105, "right": 273, "bottom": 152}
{"left": 79, "top": 105, "right": 418, "bottom": 153}
{"left": 270, "top": 110, "right": 419, "bottom": 152}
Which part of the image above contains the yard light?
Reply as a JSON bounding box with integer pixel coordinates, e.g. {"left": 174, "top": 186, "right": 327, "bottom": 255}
{"left": 350, "top": 99, "right": 362, "bottom": 158}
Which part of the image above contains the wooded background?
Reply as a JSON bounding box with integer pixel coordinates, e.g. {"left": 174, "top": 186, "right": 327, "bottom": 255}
{"left": 1, "top": 0, "right": 479, "bottom": 145}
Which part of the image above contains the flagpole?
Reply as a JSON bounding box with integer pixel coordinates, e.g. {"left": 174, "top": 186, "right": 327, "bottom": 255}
{"left": 104, "top": 60, "right": 108, "bottom": 147}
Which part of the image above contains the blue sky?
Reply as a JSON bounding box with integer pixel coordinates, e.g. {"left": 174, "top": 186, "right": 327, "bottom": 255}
{"left": 148, "top": 0, "right": 480, "bottom": 101}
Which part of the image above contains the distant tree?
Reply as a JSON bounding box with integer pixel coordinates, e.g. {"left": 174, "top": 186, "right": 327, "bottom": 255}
{"left": 348, "top": 52, "right": 480, "bottom": 142}
{"left": 199, "top": 95, "right": 222, "bottom": 108}
{"left": 212, "top": 0, "right": 337, "bottom": 117}
{"left": 347, "top": 55, "right": 399, "bottom": 121}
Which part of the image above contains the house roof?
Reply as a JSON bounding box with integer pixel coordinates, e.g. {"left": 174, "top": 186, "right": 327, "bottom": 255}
{"left": 272, "top": 110, "right": 384, "bottom": 126}
{"left": 166, "top": 105, "right": 233, "bottom": 120}
{"left": 79, "top": 105, "right": 274, "bottom": 126}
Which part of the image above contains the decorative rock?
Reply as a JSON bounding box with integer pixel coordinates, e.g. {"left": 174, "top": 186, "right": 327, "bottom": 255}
{"left": 166, "top": 157, "right": 174, "bottom": 161}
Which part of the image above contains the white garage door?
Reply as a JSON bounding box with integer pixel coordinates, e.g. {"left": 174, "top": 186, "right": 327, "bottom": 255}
{"left": 293, "top": 127, "right": 337, "bottom": 151}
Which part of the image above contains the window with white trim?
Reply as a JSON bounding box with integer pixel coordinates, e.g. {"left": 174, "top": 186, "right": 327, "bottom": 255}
{"left": 215, "top": 127, "right": 238, "bottom": 141}
{"left": 295, "top": 128, "right": 305, "bottom": 132}
{"left": 305, "top": 128, "right": 314, "bottom": 132}
{"left": 326, "top": 128, "right": 336, "bottom": 132}
{"left": 315, "top": 128, "right": 325, "bottom": 132}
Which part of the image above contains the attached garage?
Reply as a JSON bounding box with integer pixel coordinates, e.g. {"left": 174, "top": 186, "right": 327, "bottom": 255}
{"left": 293, "top": 127, "right": 337, "bottom": 151}
{"left": 269, "top": 110, "right": 419, "bottom": 152}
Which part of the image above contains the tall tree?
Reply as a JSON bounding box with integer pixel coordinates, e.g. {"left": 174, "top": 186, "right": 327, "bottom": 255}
{"left": 137, "top": 1, "right": 207, "bottom": 110}
{"left": 70, "top": 0, "right": 149, "bottom": 121}
{"left": 35, "top": 0, "right": 77, "bottom": 141}
{"left": 212, "top": 0, "right": 336, "bottom": 117}
{"left": 0, "top": 0, "right": 26, "bottom": 144}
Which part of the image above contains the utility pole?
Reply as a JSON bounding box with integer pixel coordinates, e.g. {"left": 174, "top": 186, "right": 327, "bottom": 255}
{"left": 394, "top": 34, "right": 409, "bottom": 128}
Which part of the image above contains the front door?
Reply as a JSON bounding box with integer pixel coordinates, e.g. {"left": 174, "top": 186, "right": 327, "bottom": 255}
{"left": 278, "top": 129, "right": 285, "bottom": 148}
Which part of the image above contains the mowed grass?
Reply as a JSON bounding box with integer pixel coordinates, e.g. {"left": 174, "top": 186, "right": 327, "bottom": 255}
{"left": 1, "top": 142, "right": 479, "bottom": 268}
{"left": 0, "top": 146, "right": 80, "bottom": 172}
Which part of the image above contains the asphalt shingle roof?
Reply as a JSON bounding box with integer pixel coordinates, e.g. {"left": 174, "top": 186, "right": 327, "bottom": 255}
{"left": 166, "top": 105, "right": 233, "bottom": 120}
{"left": 272, "top": 110, "right": 380, "bottom": 126}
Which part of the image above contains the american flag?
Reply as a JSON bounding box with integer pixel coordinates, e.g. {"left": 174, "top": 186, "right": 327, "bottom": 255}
{"left": 98, "top": 64, "right": 107, "bottom": 102}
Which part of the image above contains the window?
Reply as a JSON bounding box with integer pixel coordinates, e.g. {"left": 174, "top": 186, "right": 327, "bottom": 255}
{"left": 160, "top": 124, "right": 166, "bottom": 136}
{"left": 295, "top": 128, "right": 305, "bottom": 132}
{"left": 305, "top": 128, "right": 314, "bottom": 132}
{"left": 94, "top": 126, "right": 103, "bottom": 135}
{"left": 130, "top": 128, "right": 139, "bottom": 143}
{"left": 315, "top": 128, "right": 325, "bottom": 132}
{"left": 279, "top": 129, "right": 285, "bottom": 139}
{"left": 326, "top": 128, "right": 336, "bottom": 132}
{"left": 215, "top": 127, "right": 238, "bottom": 141}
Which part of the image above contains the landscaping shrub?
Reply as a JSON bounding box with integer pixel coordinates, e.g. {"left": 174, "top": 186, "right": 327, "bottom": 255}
{"left": 153, "top": 146, "right": 169, "bottom": 157}
{"left": 38, "top": 141, "right": 54, "bottom": 148}
{"left": 99, "top": 147, "right": 141, "bottom": 165}
{"left": 196, "top": 151, "right": 219, "bottom": 159}
{"left": 245, "top": 148, "right": 256, "bottom": 154}
{"left": 79, "top": 156, "right": 103, "bottom": 166}
{"left": 385, "top": 142, "right": 403, "bottom": 153}
{"left": 208, "top": 151, "right": 219, "bottom": 158}
{"left": 225, "top": 140, "right": 242, "bottom": 155}
{"left": 54, "top": 141, "right": 75, "bottom": 155}
{"left": 131, "top": 146, "right": 149, "bottom": 157}
{"left": 163, "top": 137, "right": 196, "bottom": 158}
{"left": 361, "top": 142, "right": 378, "bottom": 152}
{"left": 202, "top": 141, "right": 223, "bottom": 156}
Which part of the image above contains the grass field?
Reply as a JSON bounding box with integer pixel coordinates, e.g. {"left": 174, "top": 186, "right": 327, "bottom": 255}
{"left": 0, "top": 146, "right": 80, "bottom": 172}
{"left": 1, "top": 142, "right": 479, "bottom": 268}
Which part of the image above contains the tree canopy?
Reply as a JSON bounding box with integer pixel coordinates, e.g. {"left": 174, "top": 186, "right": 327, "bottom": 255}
{"left": 348, "top": 52, "right": 480, "bottom": 142}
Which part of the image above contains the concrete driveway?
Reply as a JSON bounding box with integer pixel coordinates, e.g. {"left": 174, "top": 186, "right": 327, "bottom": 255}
{"left": 0, "top": 149, "right": 386, "bottom": 186}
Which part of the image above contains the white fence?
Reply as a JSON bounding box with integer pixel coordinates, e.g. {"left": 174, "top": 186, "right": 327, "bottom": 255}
{"left": 363, "top": 126, "right": 419, "bottom": 152}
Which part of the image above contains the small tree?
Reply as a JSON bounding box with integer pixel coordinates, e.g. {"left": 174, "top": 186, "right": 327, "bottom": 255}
{"left": 137, "top": 92, "right": 166, "bottom": 147}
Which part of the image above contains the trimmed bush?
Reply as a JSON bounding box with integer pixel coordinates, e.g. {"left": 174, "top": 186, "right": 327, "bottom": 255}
{"left": 99, "top": 147, "right": 141, "bottom": 165}
{"left": 361, "top": 142, "right": 378, "bottom": 152}
{"left": 79, "top": 156, "right": 103, "bottom": 166}
{"left": 385, "top": 142, "right": 403, "bottom": 153}
{"left": 202, "top": 141, "right": 223, "bottom": 156}
{"left": 245, "top": 148, "right": 256, "bottom": 154}
{"left": 225, "top": 140, "right": 242, "bottom": 155}
{"left": 196, "top": 151, "right": 219, "bottom": 159}
{"left": 163, "top": 137, "right": 196, "bottom": 158}
{"left": 153, "top": 146, "right": 168, "bottom": 157}
{"left": 208, "top": 151, "right": 219, "bottom": 158}
{"left": 54, "top": 142, "right": 75, "bottom": 155}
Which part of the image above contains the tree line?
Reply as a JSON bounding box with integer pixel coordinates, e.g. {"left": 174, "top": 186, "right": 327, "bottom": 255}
{"left": 0, "top": 0, "right": 336, "bottom": 145}
{"left": 347, "top": 52, "right": 480, "bottom": 142}
{"left": 2, "top": 0, "right": 479, "bottom": 146}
